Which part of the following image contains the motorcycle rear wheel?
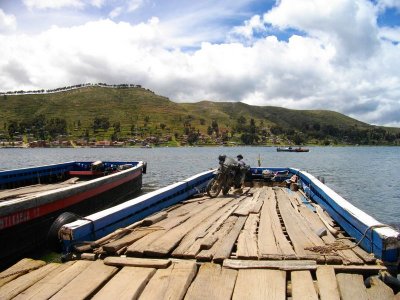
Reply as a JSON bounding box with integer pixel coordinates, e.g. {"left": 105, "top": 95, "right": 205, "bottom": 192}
{"left": 206, "top": 179, "right": 222, "bottom": 198}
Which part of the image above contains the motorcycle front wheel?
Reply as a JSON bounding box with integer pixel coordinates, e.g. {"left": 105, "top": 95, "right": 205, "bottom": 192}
{"left": 206, "top": 178, "right": 222, "bottom": 198}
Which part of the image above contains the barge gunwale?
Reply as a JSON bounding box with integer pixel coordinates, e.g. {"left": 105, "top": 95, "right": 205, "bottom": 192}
{"left": 0, "top": 161, "right": 145, "bottom": 267}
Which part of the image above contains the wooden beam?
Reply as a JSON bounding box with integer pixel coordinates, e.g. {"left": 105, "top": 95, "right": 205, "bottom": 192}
{"left": 223, "top": 259, "right": 317, "bottom": 271}
{"left": 232, "top": 269, "right": 286, "bottom": 300}
{"left": 336, "top": 273, "right": 369, "bottom": 300}
{"left": 236, "top": 213, "right": 259, "bottom": 259}
{"left": 103, "top": 257, "right": 171, "bottom": 268}
{"left": 316, "top": 266, "right": 340, "bottom": 300}
{"left": 213, "top": 216, "right": 247, "bottom": 262}
{"left": 92, "top": 267, "right": 156, "bottom": 300}
{"left": 102, "top": 227, "right": 159, "bottom": 254}
{"left": 365, "top": 276, "right": 394, "bottom": 300}
{"left": 184, "top": 263, "right": 237, "bottom": 300}
{"left": 139, "top": 261, "right": 197, "bottom": 300}
{"left": 291, "top": 270, "right": 318, "bottom": 300}
{"left": 50, "top": 260, "right": 118, "bottom": 300}
{"left": 233, "top": 191, "right": 261, "bottom": 216}
{"left": 196, "top": 216, "right": 238, "bottom": 261}
{"left": 0, "top": 258, "right": 46, "bottom": 287}
{"left": 180, "top": 200, "right": 240, "bottom": 259}
{"left": 11, "top": 261, "right": 91, "bottom": 300}
{"left": 171, "top": 198, "right": 238, "bottom": 258}
{"left": 144, "top": 198, "right": 230, "bottom": 257}
{"left": 12, "top": 263, "right": 73, "bottom": 300}
{"left": 0, "top": 263, "right": 61, "bottom": 300}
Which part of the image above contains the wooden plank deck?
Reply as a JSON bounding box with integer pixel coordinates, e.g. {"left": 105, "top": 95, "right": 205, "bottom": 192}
{"left": 0, "top": 186, "right": 397, "bottom": 299}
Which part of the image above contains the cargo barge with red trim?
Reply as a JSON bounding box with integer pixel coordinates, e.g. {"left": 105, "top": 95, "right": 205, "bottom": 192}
{"left": 0, "top": 160, "right": 146, "bottom": 267}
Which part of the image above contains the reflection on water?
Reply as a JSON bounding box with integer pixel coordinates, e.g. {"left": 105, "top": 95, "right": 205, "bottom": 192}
{"left": 0, "top": 146, "right": 399, "bottom": 225}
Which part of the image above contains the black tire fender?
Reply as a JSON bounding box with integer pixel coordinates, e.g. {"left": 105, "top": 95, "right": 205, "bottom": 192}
{"left": 47, "top": 212, "right": 79, "bottom": 252}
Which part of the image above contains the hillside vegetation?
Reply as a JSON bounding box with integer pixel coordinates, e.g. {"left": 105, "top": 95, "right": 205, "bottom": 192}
{"left": 1, "top": 85, "right": 399, "bottom": 146}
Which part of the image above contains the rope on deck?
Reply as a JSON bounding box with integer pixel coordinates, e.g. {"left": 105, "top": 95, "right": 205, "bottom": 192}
{"left": 305, "top": 224, "right": 392, "bottom": 255}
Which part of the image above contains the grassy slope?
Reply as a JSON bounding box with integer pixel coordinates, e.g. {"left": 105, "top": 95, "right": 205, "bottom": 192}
{"left": 1, "top": 86, "right": 398, "bottom": 139}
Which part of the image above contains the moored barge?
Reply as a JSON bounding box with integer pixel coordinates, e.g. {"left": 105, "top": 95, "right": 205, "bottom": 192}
{"left": 0, "top": 160, "right": 146, "bottom": 267}
{"left": 0, "top": 166, "right": 399, "bottom": 298}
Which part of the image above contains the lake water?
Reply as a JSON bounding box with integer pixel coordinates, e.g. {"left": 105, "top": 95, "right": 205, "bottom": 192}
{"left": 0, "top": 146, "right": 399, "bottom": 226}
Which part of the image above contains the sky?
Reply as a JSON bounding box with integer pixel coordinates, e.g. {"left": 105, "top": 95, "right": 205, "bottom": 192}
{"left": 0, "top": 0, "right": 399, "bottom": 127}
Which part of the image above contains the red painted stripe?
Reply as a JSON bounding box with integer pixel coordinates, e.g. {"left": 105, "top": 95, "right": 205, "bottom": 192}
{"left": 0, "top": 170, "right": 141, "bottom": 230}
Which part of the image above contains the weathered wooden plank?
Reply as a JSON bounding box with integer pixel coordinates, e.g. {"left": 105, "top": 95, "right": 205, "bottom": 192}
{"left": 223, "top": 259, "right": 316, "bottom": 271}
{"left": 139, "top": 261, "right": 197, "bottom": 300}
{"left": 291, "top": 270, "right": 318, "bottom": 300}
{"left": 276, "top": 189, "right": 324, "bottom": 257}
{"left": 0, "top": 263, "right": 61, "bottom": 300}
{"left": 337, "top": 232, "right": 376, "bottom": 264}
{"left": 298, "top": 203, "right": 361, "bottom": 265}
{"left": 336, "top": 273, "right": 369, "bottom": 300}
{"left": 11, "top": 261, "right": 91, "bottom": 300}
{"left": 268, "top": 188, "right": 296, "bottom": 258}
{"left": 196, "top": 198, "right": 242, "bottom": 240}
{"left": 236, "top": 213, "right": 259, "bottom": 259}
{"left": 196, "top": 216, "right": 238, "bottom": 261}
{"left": 103, "top": 227, "right": 159, "bottom": 253}
{"left": 315, "top": 205, "right": 339, "bottom": 236}
{"left": 232, "top": 269, "right": 286, "bottom": 300}
{"left": 126, "top": 201, "right": 206, "bottom": 256}
{"left": 233, "top": 191, "right": 261, "bottom": 216}
{"left": 316, "top": 266, "right": 340, "bottom": 300}
{"left": 126, "top": 215, "right": 191, "bottom": 256}
{"left": 249, "top": 190, "right": 264, "bottom": 214}
{"left": 181, "top": 200, "right": 240, "bottom": 258}
{"left": 92, "top": 267, "right": 156, "bottom": 300}
{"left": 103, "top": 256, "right": 171, "bottom": 268}
{"left": 213, "top": 216, "right": 247, "bottom": 262}
{"left": 12, "top": 262, "right": 73, "bottom": 300}
{"left": 184, "top": 263, "right": 237, "bottom": 300}
{"left": 144, "top": 198, "right": 229, "bottom": 257}
{"left": 0, "top": 258, "right": 46, "bottom": 287}
{"left": 258, "top": 188, "right": 283, "bottom": 258}
{"left": 366, "top": 276, "right": 394, "bottom": 300}
{"left": 313, "top": 203, "right": 335, "bottom": 227}
{"left": 171, "top": 198, "right": 237, "bottom": 258}
{"left": 142, "top": 211, "right": 168, "bottom": 226}
{"left": 50, "top": 260, "right": 118, "bottom": 300}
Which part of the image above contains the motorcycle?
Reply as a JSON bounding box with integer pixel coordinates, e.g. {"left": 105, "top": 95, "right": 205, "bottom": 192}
{"left": 206, "top": 155, "right": 244, "bottom": 198}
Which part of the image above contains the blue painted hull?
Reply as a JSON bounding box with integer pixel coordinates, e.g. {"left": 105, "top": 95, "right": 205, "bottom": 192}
{"left": 60, "top": 167, "right": 399, "bottom": 264}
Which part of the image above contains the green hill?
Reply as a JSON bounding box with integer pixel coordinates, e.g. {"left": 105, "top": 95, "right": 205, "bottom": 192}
{"left": 1, "top": 85, "right": 399, "bottom": 146}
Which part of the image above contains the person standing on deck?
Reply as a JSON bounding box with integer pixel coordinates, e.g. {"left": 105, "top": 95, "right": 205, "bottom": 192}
{"left": 234, "top": 154, "right": 246, "bottom": 193}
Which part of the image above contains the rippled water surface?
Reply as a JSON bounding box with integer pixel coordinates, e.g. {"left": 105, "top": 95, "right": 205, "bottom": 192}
{"left": 0, "top": 146, "right": 399, "bottom": 225}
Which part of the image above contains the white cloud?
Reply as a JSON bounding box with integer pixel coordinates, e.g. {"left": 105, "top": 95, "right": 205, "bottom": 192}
{"left": 377, "top": 0, "right": 400, "bottom": 10}
{"left": 127, "top": 0, "right": 144, "bottom": 12}
{"left": 109, "top": 7, "right": 123, "bottom": 19}
{"left": 264, "top": 0, "right": 380, "bottom": 63}
{"left": 379, "top": 26, "right": 400, "bottom": 42}
{"left": 1, "top": 0, "right": 399, "bottom": 127}
{"left": 0, "top": 9, "right": 17, "bottom": 32}
{"left": 228, "top": 15, "right": 266, "bottom": 43}
{"left": 23, "top": 0, "right": 85, "bottom": 10}
{"left": 90, "top": 0, "right": 105, "bottom": 8}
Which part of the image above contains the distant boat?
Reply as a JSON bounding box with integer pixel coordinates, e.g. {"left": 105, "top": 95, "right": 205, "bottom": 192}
{"left": 277, "top": 146, "right": 309, "bottom": 152}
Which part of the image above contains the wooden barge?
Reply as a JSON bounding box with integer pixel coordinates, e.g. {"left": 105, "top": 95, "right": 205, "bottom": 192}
{"left": 277, "top": 147, "right": 310, "bottom": 152}
{"left": 0, "top": 167, "right": 399, "bottom": 299}
{"left": 0, "top": 161, "right": 146, "bottom": 267}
